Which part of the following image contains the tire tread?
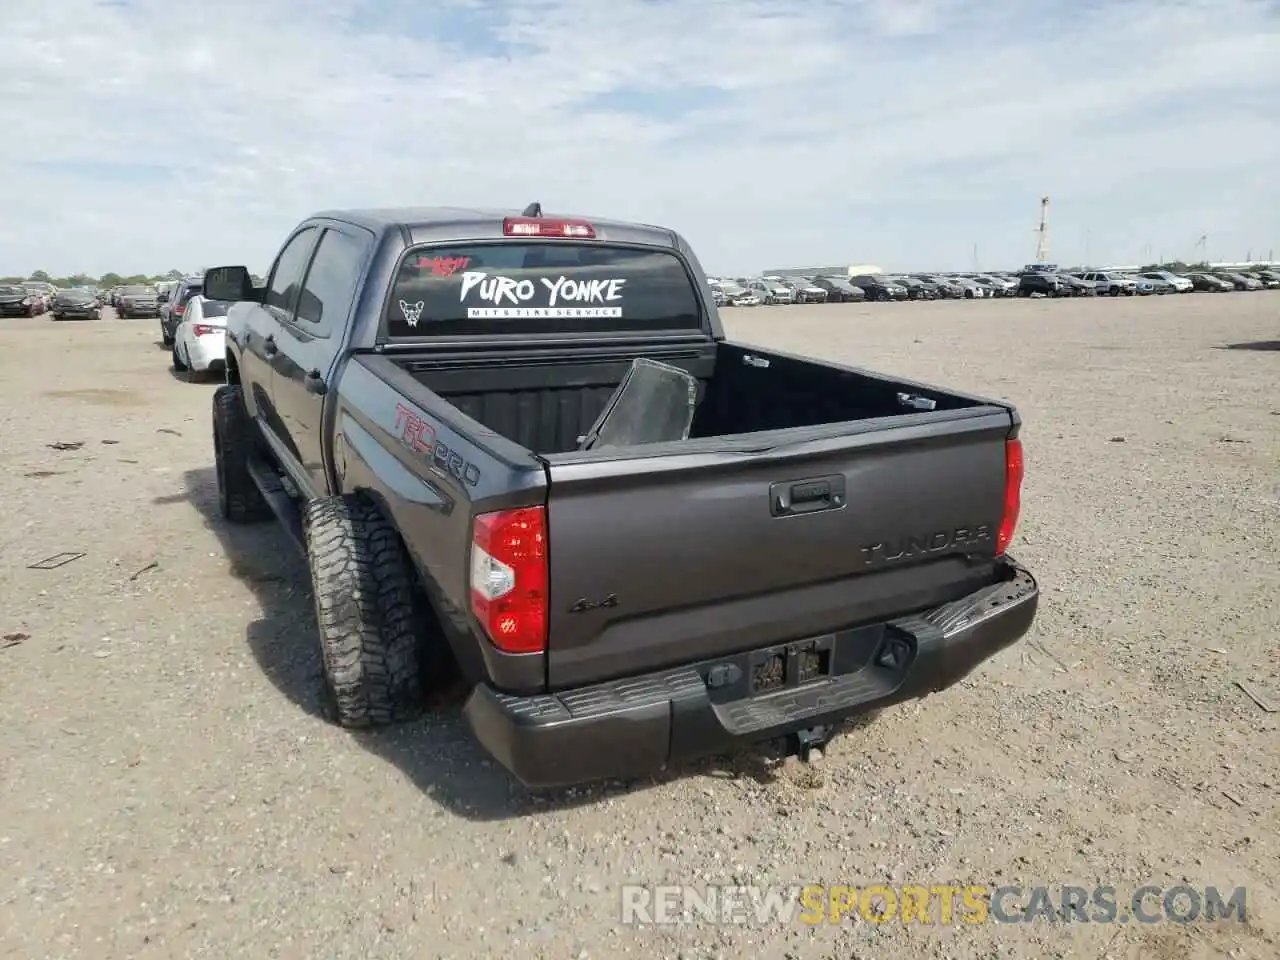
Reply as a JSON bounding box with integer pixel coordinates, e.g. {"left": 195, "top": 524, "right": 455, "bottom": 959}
{"left": 303, "top": 496, "right": 423, "bottom": 728}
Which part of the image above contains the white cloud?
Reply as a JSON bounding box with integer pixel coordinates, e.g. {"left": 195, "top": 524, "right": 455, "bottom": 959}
{"left": 0, "top": 0, "right": 1277, "bottom": 276}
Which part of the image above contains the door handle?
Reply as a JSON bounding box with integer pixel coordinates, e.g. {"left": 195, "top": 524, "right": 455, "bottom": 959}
{"left": 769, "top": 474, "right": 847, "bottom": 517}
{"left": 263, "top": 334, "right": 278, "bottom": 356}
{"left": 305, "top": 370, "right": 327, "bottom": 395}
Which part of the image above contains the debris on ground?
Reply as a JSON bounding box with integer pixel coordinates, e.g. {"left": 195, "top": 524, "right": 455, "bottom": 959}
{"left": 1235, "top": 680, "right": 1278, "bottom": 712}
{"left": 156, "top": 428, "right": 181, "bottom": 436}
{"left": 27, "top": 552, "right": 86, "bottom": 570}
{"left": 127, "top": 561, "right": 160, "bottom": 582}
{"left": 47, "top": 441, "right": 84, "bottom": 451}
{"left": 2, "top": 632, "right": 28, "bottom": 649}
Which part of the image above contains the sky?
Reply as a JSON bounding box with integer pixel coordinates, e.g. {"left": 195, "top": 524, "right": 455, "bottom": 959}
{"left": 1, "top": 0, "right": 1278, "bottom": 277}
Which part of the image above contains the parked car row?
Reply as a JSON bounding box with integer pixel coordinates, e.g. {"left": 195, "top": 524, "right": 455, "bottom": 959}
{"left": 709, "top": 271, "right": 1029, "bottom": 305}
{"left": 710, "top": 266, "right": 1280, "bottom": 305}
{"left": 1014, "top": 266, "right": 1280, "bottom": 298}
{"left": 0, "top": 280, "right": 64, "bottom": 316}
{"left": 0, "top": 282, "right": 108, "bottom": 319}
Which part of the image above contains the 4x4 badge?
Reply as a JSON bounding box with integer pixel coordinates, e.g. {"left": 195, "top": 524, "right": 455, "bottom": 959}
{"left": 568, "top": 594, "right": 618, "bottom": 614}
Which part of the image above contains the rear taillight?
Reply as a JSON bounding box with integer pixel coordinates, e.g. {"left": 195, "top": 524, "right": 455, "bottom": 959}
{"left": 469, "top": 507, "right": 548, "bottom": 654}
{"left": 502, "top": 217, "right": 596, "bottom": 239}
{"left": 996, "top": 438, "right": 1024, "bottom": 556}
{"left": 175, "top": 304, "right": 185, "bottom": 315}
{"left": 192, "top": 324, "right": 219, "bottom": 336}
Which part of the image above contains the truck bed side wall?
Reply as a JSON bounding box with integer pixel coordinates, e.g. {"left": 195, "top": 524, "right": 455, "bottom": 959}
{"left": 331, "top": 354, "right": 550, "bottom": 692}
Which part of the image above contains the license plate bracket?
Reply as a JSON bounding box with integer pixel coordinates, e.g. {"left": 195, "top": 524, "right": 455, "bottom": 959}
{"left": 749, "top": 635, "right": 836, "bottom": 695}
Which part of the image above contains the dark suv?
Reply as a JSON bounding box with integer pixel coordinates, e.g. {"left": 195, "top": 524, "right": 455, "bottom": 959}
{"left": 159, "top": 278, "right": 204, "bottom": 345}
{"left": 1016, "top": 272, "right": 1064, "bottom": 297}
{"left": 851, "top": 274, "right": 908, "bottom": 301}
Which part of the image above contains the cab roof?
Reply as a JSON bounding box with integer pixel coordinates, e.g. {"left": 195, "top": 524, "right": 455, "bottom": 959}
{"left": 308, "top": 206, "right": 682, "bottom": 249}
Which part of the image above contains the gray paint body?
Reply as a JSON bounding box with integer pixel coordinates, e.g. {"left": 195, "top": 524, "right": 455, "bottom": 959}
{"left": 212, "top": 206, "right": 1039, "bottom": 787}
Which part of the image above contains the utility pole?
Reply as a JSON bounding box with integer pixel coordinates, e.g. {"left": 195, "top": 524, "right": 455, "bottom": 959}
{"left": 1034, "top": 196, "right": 1050, "bottom": 262}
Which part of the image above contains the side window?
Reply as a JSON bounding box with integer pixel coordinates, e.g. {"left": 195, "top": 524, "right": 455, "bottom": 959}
{"left": 266, "top": 227, "right": 318, "bottom": 315}
{"left": 293, "top": 228, "right": 368, "bottom": 337}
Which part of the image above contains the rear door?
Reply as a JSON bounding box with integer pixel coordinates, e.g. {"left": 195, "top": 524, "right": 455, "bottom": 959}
{"left": 238, "top": 225, "right": 319, "bottom": 447}
{"left": 270, "top": 223, "right": 374, "bottom": 496}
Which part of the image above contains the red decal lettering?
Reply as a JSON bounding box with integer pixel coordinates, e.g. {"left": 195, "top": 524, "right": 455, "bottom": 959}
{"left": 394, "top": 402, "right": 412, "bottom": 431}
{"left": 418, "top": 255, "right": 471, "bottom": 277}
{"left": 395, "top": 402, "right": 438, "bottom": 454}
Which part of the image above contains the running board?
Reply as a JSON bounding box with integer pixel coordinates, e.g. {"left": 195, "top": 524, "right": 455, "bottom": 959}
{"left": 246, "top": 455, "right": 306, "bottom": 553}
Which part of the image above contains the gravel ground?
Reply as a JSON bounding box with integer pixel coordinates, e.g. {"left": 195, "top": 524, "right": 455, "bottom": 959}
{"left": 1, "top": 295, "right": 1277, "bottom": 960}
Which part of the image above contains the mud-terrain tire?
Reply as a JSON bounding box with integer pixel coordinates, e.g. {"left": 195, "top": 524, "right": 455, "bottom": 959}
{"left": 212, "top": 384, "right": 271, "bottom": 523}
{"left": 303, "top": 496, "right": 425, "bottom": 728}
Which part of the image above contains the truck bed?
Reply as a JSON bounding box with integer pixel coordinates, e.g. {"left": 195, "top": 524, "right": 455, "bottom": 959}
{"left": 386, "top": 339, "right": 1018, "bottom": 689}
{"left": 393, "top": 340, "right": 988, "bottom": 455}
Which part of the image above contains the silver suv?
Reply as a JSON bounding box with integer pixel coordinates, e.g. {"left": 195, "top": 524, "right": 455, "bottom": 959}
{"left": 1077, "top": 271, "right": 1136, "bottom": 296}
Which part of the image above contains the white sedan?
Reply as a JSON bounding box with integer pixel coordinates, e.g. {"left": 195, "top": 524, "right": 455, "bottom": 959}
{"left": 171, "top": 295, "right": 228, "bottom": 380}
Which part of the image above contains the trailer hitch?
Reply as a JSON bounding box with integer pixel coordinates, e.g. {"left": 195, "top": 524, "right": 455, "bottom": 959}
{"left": 790, "top": 723, "right": 835, "bottom": 763}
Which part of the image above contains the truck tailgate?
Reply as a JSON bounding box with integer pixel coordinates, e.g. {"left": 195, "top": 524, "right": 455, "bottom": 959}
{"left": 543, "top": 408, "right": 1017, "bottom": 688}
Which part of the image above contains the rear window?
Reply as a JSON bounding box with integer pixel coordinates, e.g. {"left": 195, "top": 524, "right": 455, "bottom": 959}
{"left": 385, "top": 242, "right": 703, "bottom": 337}
{"left": 200, "top": 300, "right": 229, "bottom": 318}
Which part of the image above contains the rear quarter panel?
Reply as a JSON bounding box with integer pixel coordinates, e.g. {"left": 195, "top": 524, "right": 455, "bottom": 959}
{"left": 332, "top": 355, "right": 550, "bottom": 691}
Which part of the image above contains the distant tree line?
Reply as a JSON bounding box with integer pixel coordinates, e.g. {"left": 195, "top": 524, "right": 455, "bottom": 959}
{"left": 1136, "top": 261, "right": 1212, "bottom": 272}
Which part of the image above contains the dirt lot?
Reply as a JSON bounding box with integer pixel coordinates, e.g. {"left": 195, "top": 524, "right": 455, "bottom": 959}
{"left": 1, "top": 295, "right": 1277, "bottom": 960}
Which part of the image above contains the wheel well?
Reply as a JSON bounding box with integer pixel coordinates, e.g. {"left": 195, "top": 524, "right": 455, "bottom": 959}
{"left": 348, "top": 489, "right": 461, "bottom": 686}
{"left": 225, "top": 351, "right": 240, "bottom": 384}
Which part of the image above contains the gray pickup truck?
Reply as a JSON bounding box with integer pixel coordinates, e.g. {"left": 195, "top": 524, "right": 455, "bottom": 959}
{"left": 203, "top": 204, "right": 1039, "bottom": 789}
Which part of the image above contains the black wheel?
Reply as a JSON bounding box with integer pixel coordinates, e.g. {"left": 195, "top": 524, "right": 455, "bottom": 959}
{"left": 162, "top": 324, "right": 173, "bottom": 346}
{"left": 212, "top": 384, "right": 271, "bottom": 523}
{"left": 303, "top": 495, "right": 426, "bottom": 727}
{"left": 172, "top": 343, "right": 188, "bottom": 373}
{"left": 1110, "top": 287, "right": 1120, "bottom": 296}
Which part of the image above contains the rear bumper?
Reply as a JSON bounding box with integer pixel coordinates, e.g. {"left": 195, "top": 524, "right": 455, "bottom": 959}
{"left": 186, "top": 333, "right": 226, "bottom": 371}
{"left": 464, "top": 558, "right": 1039, "bottom": 789}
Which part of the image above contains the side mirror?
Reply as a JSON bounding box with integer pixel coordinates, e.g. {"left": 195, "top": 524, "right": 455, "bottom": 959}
{"left": 204, "top": 265, "right": 258, "bottom": 302}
